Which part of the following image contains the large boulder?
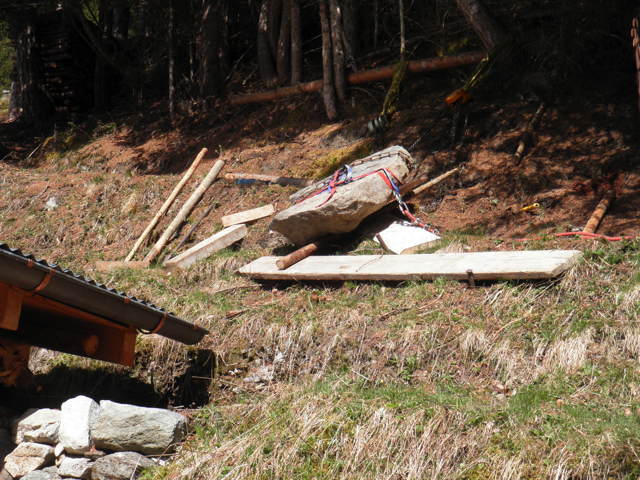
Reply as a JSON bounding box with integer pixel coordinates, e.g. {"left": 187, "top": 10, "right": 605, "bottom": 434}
{"left": 4, "top": 443, "right": 54, "bottom": 478}
{"left": 90, "top": 452, "right": 154, "bottom": 480}
{"left": 59, "top": 397, "right": 99, "bottom": 455}
{"left": 13, "top": 409, "right": 60, "bottom": 445}
{"left": 57, "top": 457, "right": 93, "bottom": 479}
{"left": 272, "top": 146, "right": 414, "bottom": 245}
{"left": 91, "top": 401, "right": 186, "bottom": 455}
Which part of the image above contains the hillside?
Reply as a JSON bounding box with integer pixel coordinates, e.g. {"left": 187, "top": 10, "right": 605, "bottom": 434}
{"left": 1, "top": 72, "right": 640, "bottom": 479}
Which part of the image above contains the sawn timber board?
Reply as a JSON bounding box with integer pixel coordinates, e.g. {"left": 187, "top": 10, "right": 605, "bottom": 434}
{"left": 239, "top": 250, "right": 582, "bottom": 281}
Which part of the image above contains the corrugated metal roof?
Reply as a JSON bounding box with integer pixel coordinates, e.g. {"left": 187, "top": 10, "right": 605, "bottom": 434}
{"left": 0, "top": 243, "right": 208, "bottom": 345}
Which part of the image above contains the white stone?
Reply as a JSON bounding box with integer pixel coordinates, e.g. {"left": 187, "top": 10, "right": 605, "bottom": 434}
{"left": 58, "top": 457, "right": 93, "bottom": 479}
{"left": 4, "top": 442, "right": 54, "bottom": 478}
{"left": 13, "top": 409, "right": 60, "bottom": 445}
{"left": 92, "top": 401, "right": 186, "bottom": 455}
{"left": 54, "top": 443, "right": 64, "bottom": 458}
{"left": 59, "top": 396, "right": 99, "bottom": 454}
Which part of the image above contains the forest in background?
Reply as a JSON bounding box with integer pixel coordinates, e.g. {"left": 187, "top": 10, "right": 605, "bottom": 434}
{"left": 0, "top": 0, "right": 636, "bottom": 129}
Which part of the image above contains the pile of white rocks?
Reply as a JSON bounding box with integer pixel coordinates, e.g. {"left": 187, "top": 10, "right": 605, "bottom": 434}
{"left": 1, "top": 396, "right": 187, "bottom": 480}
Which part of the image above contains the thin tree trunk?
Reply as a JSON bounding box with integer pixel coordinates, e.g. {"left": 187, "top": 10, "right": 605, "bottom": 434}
{"left": 341, "top": 0, "right": 357, "bottom": 71}
{"left": 168, "top": 0, "right": 176, "bottom": 120}
{"left": 276, "top": 0, "right": 291, "bottom": 84}
{"left": 257, "top": 0, "right": 278, "bottom": 86}
{"left": 398, "top": 0, "right": 405, "bottom": 57}
{"left": 198, "top": 0, "right": 222, "bottom": 100}
{"left": 112, "top": 0, "right": 130, "bottom": 43}
{"left": 329, "top": 0, "right": 346, "bottom": 102}
{"left": 94, "top": 0, "right": 112, "bottom": 111}
{"left": 8, "top": 80, "right": 19, "bottom": 121}
{"left": 11, "top": 11, "right": 50, "bottom": 124}
{"left": 454, "top": 0, "right": 506, "bottom": 51}
{"left": 290, "top": 0, "right": 302, "bottom": 84}
{"left": 267, "top": 0, "right": 282, "bottom": 57}
{"left": 319, "top": 0, "right": 337, "bottom": 120}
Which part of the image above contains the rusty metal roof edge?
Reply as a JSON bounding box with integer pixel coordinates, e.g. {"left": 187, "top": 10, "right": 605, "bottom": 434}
{"left": 0, "top": 243, "right": 209, "bottom": 345}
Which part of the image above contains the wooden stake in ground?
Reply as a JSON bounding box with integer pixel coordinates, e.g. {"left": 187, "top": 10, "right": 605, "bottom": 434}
{"left": 583, "top": 192, "right": 614, "bottom": 234}
{"left": 514, "top": 103, "right": 545, "bottom": 162}
{"left": 144, "top": 159, "right": 225, "bottom": 264}
{"left": 125, "top": 148, "right": 208, "bottom": 262}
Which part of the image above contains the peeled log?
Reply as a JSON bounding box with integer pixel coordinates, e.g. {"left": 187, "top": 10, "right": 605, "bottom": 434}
{"left": 229, "top": 51, "right": 485, "bottom": 105}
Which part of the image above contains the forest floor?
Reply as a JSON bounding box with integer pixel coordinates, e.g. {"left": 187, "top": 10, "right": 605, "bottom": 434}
{"left": 1, "top": 70, "right": 640, "bottom": 478}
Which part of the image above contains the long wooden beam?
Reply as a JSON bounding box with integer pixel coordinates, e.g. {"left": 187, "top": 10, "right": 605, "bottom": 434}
{"left": 229, "top": 51, "right": 485, "bottom": 105}
{"left": 240, "top": 250, "right": 582, "bottom": 281}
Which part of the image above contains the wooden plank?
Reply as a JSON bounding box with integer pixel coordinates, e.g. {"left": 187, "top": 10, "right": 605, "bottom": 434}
{"left": 95, "top": 261, "right": 149, "bottom": 273}
{"left": 239, "top": 250, "right": 582, "bottom": 281}
{"left": 221, "top": 204, "right": 275, "bottom": 227}
{"left": 0, "top": 283, "right": 23, "bottom": 331}
{"left": 374, "top": 222, "right": 440, "bottom": 254}
{"left": 164, "top": 224, "right": 248, "bottom": 270}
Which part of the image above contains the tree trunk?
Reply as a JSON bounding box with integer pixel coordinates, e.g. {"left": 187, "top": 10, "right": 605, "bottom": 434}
{"left": 268, "top": 0, "right": 282, "bottom": 57}
{"left": 454, "top": 0, "right": 506, "bottom": 51}
{"left": 257, "top": 0, "right": 278, "bottom": 86}
{"left": 94, "top": 0, "right": 112, "bottom": 111}
{"left": 10, "top": 11, "right": 51, "bottom": 125}
{"left": 168, "top": 0, "right": 176, "bottom": 120}
{"left": 276, "top": 0, "right": 291, "bottom": 84}
{"left": 319, "top": 0, "right": 337, "bottom": 120}
{"left": 112, "top": 0, "right": 130, "bottom": 43}
{"left": 197, "top": 0, "right": 222, "bottom": 100}
{"left": 290, "top": 0, "right": 302, "bottom": 84}
{"left": 8, "top": 80, "right": 20, "bottom": 122}
{"left": 341, "top": 0, "right": 357, "bottom": 71}
{"left": 329, "top": 0, "right": 346, "bottom": 102}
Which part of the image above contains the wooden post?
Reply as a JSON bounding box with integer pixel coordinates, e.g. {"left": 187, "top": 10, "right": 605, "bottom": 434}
{"left": 0, "top": 284, "right": 23, "bottom": 331}
{"left": 144, "top": 159, "right": 225, "bottom": 264}
{"left": 125, "top": 148, "right": 208, "bottom": 261}
{"left": 583, "top": 192, "right": 614, "bottom": 234}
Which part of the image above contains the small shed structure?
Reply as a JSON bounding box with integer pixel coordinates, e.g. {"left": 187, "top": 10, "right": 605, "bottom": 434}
{"left": 0, "top": 244, "right": 208, "bottom": 386}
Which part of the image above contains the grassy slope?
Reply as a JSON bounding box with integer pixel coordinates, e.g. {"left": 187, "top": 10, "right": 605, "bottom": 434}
{"left": 1, "top": 90, "right": 639, "bottom": 478}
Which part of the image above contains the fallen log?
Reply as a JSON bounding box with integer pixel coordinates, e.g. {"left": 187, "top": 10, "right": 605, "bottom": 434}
{"left": 144, "top": 159, "right": 225, "bottom": 264}
{"left": 229, "top": 51, "right": 485, "bottom": 105}
{"left": 223, "top": 172, "right": 313, "bottom": 188}
{"left": 125, "top": 148, "right": 208, "bottom": 262}
{"left": 583, "top": 192, "right": 614, "bottom": 234}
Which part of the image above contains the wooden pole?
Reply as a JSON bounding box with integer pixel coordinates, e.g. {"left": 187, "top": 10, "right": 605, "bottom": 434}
{"left": 223, "top": 172, "right": 312, "bottom": 187}
{"left": 410, "top": 167, "right": 460, "bottom": 196}
{"left": 229, "top": 51, "right": 485, "bottom": 105}
{"left": 583, "top": 192, "right": 614, "bottom": 234}
{"left": 144, "top": 159, "right": 225, "bottom": 264}
{"left": 276, "top": 242, "right": 320, "bottom": 270}
{"left": 125, "top": 148, "right": 208, "bottom": 261}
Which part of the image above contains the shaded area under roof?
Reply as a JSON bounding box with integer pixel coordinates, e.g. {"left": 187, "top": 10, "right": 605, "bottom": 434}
{"left": 0, "top": 244, "right": 208, "bottom": 345}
